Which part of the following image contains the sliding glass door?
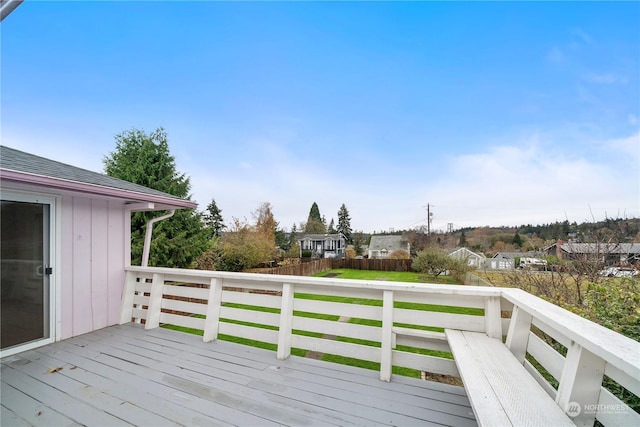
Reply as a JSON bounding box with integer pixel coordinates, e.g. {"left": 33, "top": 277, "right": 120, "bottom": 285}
{"left": 1, "top": 194, "right": 54, "bottom": 353}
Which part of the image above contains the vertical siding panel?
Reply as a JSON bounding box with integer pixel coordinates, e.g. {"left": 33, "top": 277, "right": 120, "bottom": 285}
{"left": 91, "top": 199, "right": 109, "bottom": 329}
{"left": 72, "top": 197, "right": 93, "bottom": 336}
{"left": 60, "top": 194, "right": 74, "bottom": 340}
{"left": 107, "top": 202, "right": 125, "bottom": 325}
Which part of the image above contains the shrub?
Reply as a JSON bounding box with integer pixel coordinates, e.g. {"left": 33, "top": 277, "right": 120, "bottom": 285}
{"left": 387, "top": 250, "right": 410, "bottom": 259}
{"left": 412, "top": 248, "right": 451, "bottom": 279}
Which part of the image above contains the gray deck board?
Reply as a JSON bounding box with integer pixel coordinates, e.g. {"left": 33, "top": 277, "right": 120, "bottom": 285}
{"left": 2, "top": 324, "right": 476, "bottom": 426}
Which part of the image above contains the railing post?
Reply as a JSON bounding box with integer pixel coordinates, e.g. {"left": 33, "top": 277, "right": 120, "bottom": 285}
{"left": 505, "top": 305, "right": 533, "bottom": 363}
{"left": 484, "top": 296, "right": 502, "bottom": 339}
{"left": 556, "top": 341, "right": 606, "bottom": 427}
{"left": 380, "top": 290, "right": 394, "bottom": 382}
{"left": 118, "top": 270, "right": 138, "bottom": 325}
{"left": 277, "top": 283, "right": 294, "bottom": 360}
{"left": 145, "top": 273, "right": 164, "bottom": 330}
{"left": 203, "top": 278, "right": 223, "bottom": 342}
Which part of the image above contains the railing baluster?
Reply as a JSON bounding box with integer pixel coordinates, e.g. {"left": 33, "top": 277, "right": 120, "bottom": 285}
{"left": 556, "top": 341, "right": 606, "bottom": 427}
{"left": 380, "top": 290, "right": 394, "bottom": 382}
{"left": 144, "top": 273, "right": 164, "bottom": 330}
{"left": 505, "top": 305, "right": 533, "bottom": 363}
{"left": 277, "top": 283, "right": 294, "bottom": 360}
{"left": 203, "top": 278, "right": 223, "bottom": 342}
{"left": 119, "top": 270, "right": 138, "bottom": 325}
{"left": 484, "top": 296, "right": 502, "bottom": 339}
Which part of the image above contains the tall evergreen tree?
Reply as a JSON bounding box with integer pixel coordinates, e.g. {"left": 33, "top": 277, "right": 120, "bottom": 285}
{"left": 327, "top": 218, "right": 336, "bottom": 233}
{"left": 305, "top": 202, "right": 325, "bottom": 233}
{"left": 459, "top": 231, "right": 467, "bottom": 247}
{"left": 289, "top": 223, "right": 298, "bottom": 247}
{"left": 337, "top": 203, "right": 353, "bottom": 243}
{"left": 103, "top": 127, "right": 208, "bottom": 267}
{"left": 204, "top": 198, "right": 225, "bottom": 238}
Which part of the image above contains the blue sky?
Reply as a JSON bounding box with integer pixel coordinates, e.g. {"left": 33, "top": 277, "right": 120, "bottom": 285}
{"left": 2, "top": 1, "right": 639, "bottom": 233}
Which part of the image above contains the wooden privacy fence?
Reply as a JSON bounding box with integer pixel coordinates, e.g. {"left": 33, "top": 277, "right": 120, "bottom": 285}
{"left": 262, "top": 258, "right": 413, "bottom": 276}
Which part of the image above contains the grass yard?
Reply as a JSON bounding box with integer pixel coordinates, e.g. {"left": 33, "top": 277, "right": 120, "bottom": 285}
{"left": 313, "top": 268, "right": 462, "bottom": 284}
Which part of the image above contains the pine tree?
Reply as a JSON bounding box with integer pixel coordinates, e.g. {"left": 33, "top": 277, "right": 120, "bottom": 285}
{"left": 459, "top": 231, "right": 467, "bottom": 247}
{"left": 305, "top": 202, "right": 325, "bottom": 233}
{"left": 204, "top": 198, "right": 225, "bottom": 238}
{"left": 328, "top": 218, "right": 336, "bottom": 233}
{"left": 337, "top": 203, "right": 353, "bottom": 243}
{"left": 103, "top": 128, "right": 208, "bottom": 267}
{"left": 289, "top": 223, "right": 298, "bottom": 247}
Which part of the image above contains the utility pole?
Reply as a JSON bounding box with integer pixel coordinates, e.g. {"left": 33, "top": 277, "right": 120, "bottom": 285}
{"left": 426, "top": 204, "right": 434, "bottom": 245}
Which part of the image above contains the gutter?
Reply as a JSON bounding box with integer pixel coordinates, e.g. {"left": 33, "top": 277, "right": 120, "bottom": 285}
{"left": 141, "top": 210, "right": 176, "bottom": 267}
{"left": 1, "top": 0, "right": 23, "bottom": 22}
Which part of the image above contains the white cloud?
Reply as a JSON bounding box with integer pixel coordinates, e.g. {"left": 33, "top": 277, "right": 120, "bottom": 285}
{"left": 600, "top": 131, "right": 640, "bottom": 166}
{"left": 418, "top": 133, "right": 639, "bottom": 229}
{"left": 583, "top": 72, "right": 628, "bottom": 85}
{"left": 546, "top": 46, "right": 565, "bottom": 64}
{"left": 569, "top": 27, "right": 592, "bottom": 45}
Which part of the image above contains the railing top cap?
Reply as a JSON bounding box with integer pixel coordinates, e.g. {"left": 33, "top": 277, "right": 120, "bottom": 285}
{"left": 126, "top": 265, "right": 503, "bottom": 296}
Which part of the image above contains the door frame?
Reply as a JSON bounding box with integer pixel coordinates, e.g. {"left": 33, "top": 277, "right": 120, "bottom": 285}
{"left": 0, "top": 189, "right": 59, "bottom": 358}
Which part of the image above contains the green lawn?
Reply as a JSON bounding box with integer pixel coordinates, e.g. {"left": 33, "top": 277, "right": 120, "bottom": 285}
{"left": 313, "top": 268, "right": 461, "bottom": 284}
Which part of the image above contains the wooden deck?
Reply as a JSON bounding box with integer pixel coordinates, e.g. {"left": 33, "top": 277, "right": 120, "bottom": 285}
{"left": 2, "top": 323, "right": 477, "bottom": 426}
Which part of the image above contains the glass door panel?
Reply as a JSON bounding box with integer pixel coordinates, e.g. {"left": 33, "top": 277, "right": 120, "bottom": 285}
{"left": 1, "top": 200, "right": 50, "bottom": 350}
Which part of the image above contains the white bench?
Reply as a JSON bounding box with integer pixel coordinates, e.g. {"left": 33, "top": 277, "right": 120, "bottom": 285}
{"left": 445, "top": 329, "right": 575, "bottom": 427}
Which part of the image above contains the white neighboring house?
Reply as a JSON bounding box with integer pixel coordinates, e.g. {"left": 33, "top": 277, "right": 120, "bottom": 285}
{"left": 449, "top": 247, "right": 486, "bottom": 268}
{"left": 368, "top": 235, "right": 410, "bottom": 259}
{"left": 489, "top": 251, "right": 542, "bottom": 270}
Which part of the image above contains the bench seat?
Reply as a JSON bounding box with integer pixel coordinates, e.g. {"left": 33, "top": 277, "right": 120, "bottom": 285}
{"left": 445, "top": 329, "right": 574, "bottom": 427}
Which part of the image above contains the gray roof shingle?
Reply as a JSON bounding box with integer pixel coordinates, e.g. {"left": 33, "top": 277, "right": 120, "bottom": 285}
{"left": 0, "top": 145, "right": 193, "bottom": 206}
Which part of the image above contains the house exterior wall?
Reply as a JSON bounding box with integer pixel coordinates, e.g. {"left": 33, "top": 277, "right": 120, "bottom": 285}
{"left": 2, "top": 182, "right": 128, "bottom": 341}
{"left": 60, "top": 194, "right": 126, "bottom": 339}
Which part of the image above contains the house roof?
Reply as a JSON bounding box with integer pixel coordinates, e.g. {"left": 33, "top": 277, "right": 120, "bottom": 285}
{"left": 0, "top": 145, "right": 196, "bottom": 209}
{"left": 493, "top": 251, "right": 540, "bottom": 259}
{"left": 545, "top": 242, "right": 640, "bottom": 255}
{"left": 368, "top": 235, "right": 408, "bottom": 252}
{"left": 449, "top": 247, "right": 486, "bottom": 259}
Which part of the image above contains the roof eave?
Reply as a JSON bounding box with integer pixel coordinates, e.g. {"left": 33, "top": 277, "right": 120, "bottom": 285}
{"left": 0, "top": 169, "right": 197, "bottom": 210}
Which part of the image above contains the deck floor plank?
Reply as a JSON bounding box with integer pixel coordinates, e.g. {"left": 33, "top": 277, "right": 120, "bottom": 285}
{"left": 1, "top": 380, "right": 78, "bottom": 427}
{"left": 93, "top": 326, "right": 474, "bottom": 426}
{"left": 1, "top": 364, "right": 131, "bottom": 426}
{"left": 2, "top": 324, "right": 476, "bottom": 427}
{"left": 71, "top": 334, "right": 346, "bottom": 426}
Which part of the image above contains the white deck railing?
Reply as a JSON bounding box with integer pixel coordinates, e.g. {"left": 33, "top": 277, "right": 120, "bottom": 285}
{"left": 120, "top": 266, "right": 639, "bottom": 427}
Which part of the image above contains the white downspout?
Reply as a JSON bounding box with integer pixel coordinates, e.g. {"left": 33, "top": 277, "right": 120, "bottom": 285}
{"left": 141, "top": 210, "right": 175, "bottom": 267}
